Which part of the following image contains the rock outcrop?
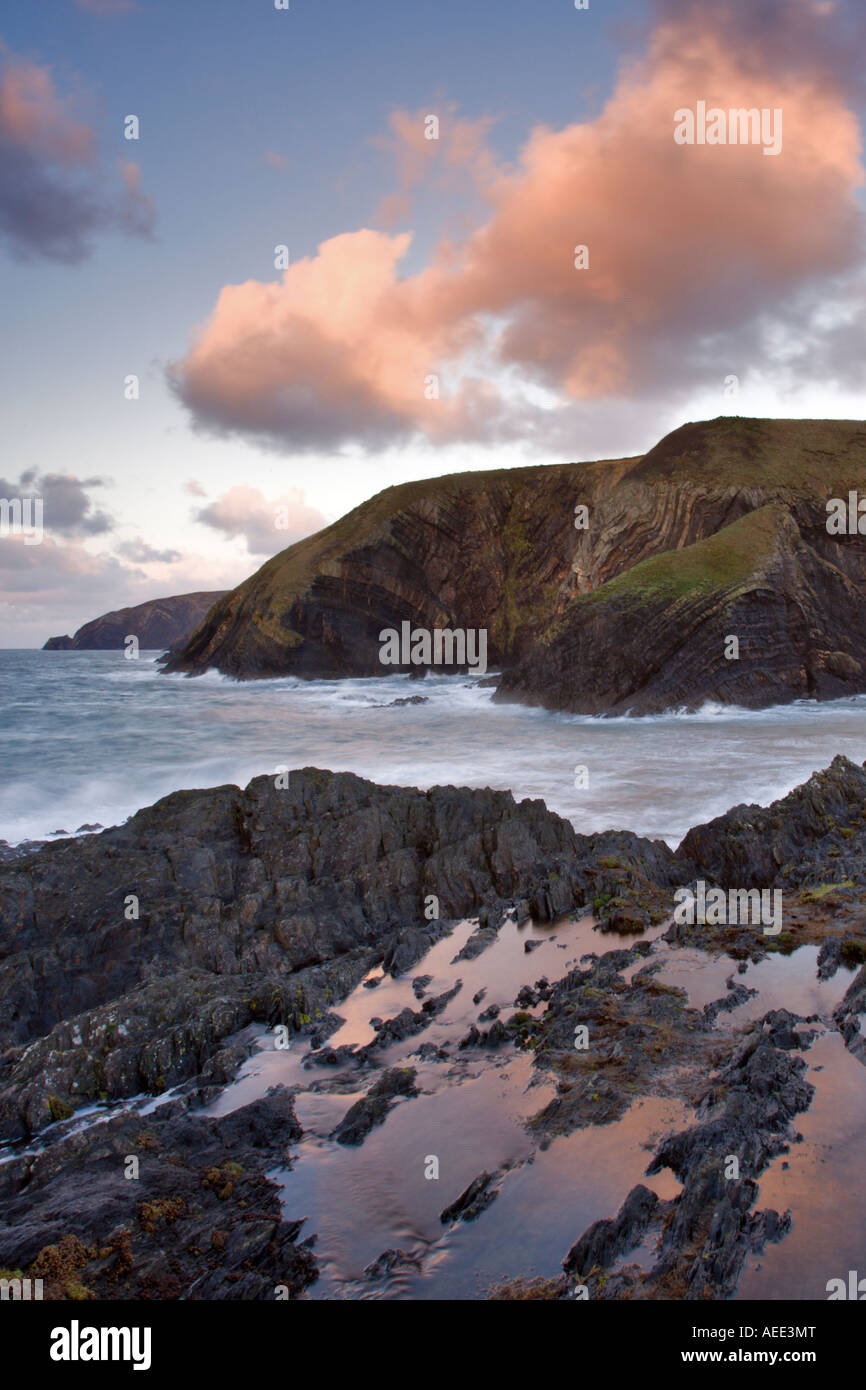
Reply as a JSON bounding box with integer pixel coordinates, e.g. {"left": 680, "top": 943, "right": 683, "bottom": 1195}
{"left": 0, "top": 1085, "right": 317, "bottom": 1300}
{"left": 3, "top": 757, "right": 866, "bottom": 1300}
{"left": 0, "top": 767, "right": 679, "bottom": 1140}
{"left": 678, "top": 753, "right": 866, "bottom": 891}
{"left": 163, "top": 416, "right": 866, "bottom": 714}
{"left": 43, "top": 590, "right": 227, "bottom": 652}
{"left": 496, "top": 502, "right": 866, "bottom": 714}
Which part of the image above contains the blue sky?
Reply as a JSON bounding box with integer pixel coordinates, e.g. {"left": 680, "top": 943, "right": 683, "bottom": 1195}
{"left": 1, "top": 0, "right": 864, "bottom": 643}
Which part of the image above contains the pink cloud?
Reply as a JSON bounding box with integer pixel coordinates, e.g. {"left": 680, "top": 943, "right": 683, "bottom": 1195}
{"left": 194, "top": 485, "right": 328, "bottom": 554}
{"left": 171, "top": 6, "right": 865, "bottom": 449}
{"left": 172, "top": 228, "right": 491, "bottom": 448}
{"left": 372, "top": 105, "right": 497, "bottom": 190}
{"left": 0, "top": 47, "right": 156, "bottom": 261}
{"left": 0, "top": 56, "right": 94, "bottom": 164}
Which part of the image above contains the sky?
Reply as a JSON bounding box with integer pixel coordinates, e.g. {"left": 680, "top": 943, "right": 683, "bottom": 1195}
{"left": 1, "top": 0, "right": 865, "bottom": 645}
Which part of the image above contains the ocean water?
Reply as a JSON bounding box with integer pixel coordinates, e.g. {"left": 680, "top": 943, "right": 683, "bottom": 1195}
{"left": 1, "top": 648, "right": 866, "bottom": 847}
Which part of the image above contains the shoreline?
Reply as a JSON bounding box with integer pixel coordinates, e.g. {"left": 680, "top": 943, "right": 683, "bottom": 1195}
{"left": 1, "top": 757, "right": 865, "bottom": 1299}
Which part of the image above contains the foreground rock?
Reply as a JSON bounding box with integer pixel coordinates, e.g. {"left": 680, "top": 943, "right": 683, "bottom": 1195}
{"left": 680, "top": 753, "right": 866, "bottom": 892}
{"left": 331, "top": 1067, "right": 418, "bottom": 1146}
{"left": 561, "top": 1013, "right": 814, "bottom": 1300}
{"left": 0, "top": 767, "right": 679, "bottom": 1140}
{"left": 0, "top": 1088, "right": 315, "bottom": 1300}
{"left": 3, "top": 756, "right": 866, "bottom": 1301}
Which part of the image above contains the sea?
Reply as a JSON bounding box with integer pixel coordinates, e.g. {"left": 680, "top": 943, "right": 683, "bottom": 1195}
{"left": 1, "top": 648, "right": 865, "bottom": 848}
{"left": 4, "top": 647, "right": 866, "bottom": 1298}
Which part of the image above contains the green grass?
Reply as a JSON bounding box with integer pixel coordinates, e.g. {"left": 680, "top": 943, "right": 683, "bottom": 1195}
{"left": 580, "top": 505, "right": 785, "bottom": 607}
{"left": 629, "top": 417, "right": 866, "bottom": 492}
{"left": 798, "top": 881, "right": 855, "bottom": 904}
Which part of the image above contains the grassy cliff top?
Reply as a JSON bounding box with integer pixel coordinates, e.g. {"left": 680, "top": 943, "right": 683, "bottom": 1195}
{"left": 581, "top": 503, "right": 788, "bottom": 609}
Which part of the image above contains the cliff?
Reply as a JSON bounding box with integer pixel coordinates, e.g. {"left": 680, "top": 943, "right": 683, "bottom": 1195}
{"left": 163, "top": 417, "right": 866, "bottom": 713}
{"left": 43, "top": 590, "right": 228, "bottom": 652}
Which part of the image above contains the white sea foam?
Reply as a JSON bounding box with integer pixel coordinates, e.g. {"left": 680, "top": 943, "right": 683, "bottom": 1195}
{"left": 1, "top": 650, "right": 865, "bottom": 847}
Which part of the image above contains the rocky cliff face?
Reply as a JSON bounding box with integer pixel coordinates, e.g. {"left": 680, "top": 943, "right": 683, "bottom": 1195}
{"left": 163, "top": 417, "right": 866, "bottom": 714}
{"left": 496, "top": 501, "right": 866, "bottom": 713}
{"left": 164, "top": 457, "right": 639, "bottom": 678}
{"left": 43, "top": 590, "right": 227, "bottom": 652}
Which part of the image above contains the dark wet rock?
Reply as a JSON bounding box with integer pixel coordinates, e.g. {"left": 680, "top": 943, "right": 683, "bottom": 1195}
{"left": 440, "top": 1171, "right": 497, "bottom": 1224}
{"left": 362, "top": 975, "right": 383, "bottom": 989}
{"left": 4, "top": 751, "right": 865, "bottom": 1301}
{"left": 559, "top": 1015, "right": 813, "bottom": 1300}
{"left": 702, "top": 981, "right": 758, "bottom": 1024}
{"left": 834, "top": 963, "right": 866, "bottom": 1064}
{"left": 460, "top": 1015, "right": 517, "bottom": 1051}
{"left": 374, "top": 1006, "right": 426, "bottom": 1045}
{"left": 363, "top": 1248, "right": 424, "bottom": 1279}
{"left": 389, "top": 696, "right": 428, "bottom": 707}
{"left": 0, "top": 767, "right": 676, "bottom": 1138}
{"left": 679, "top": 755, "right": 866, "bottom": 893}
{"left": 528, "top": 953, "right": 709, "bottom": 1139}
{"left": 663, "top": 910, "right": 765, "bottom": 960}
{"left": 524, "top": 938, "right": 544, "bottom": 954}
{"left": 640, "top": 1023, "right": 813, "bottom": 1299}
{"left": 0, "top": 840, "right": 48, "bottom": 864}
{"left": 454, "top": 925, "right": 498, "bottom": 961}
{"left": 0, "top": 1087, "right": 315, "bottom": 1300}
{"left": 818, "top": 938, "right": 844, "bottom": 980}
{"left": 413, "top": 975, "right": 433, "bottom": 999}
{"left": 368, "top": 984, "right": 461, "bottom": 1050}
{"left": 304, "top": 1043, "right": 362, "bottom": 1070}
{"left": 759, "top": 1008, "right": 815, "bottom": 1050}
{"left": 478, "top": 1004, "right": 500, "bottom": 1022}
{"left": 384, "top": 925, "right": 449, "bottom": 977}
{"left": 603, "top": 904, "right": 650, "bottom": 935}
{"left": 564, "top": 1184, "right": 660, "bottom": 1276}
{"left": 330, "top": 1067, "right": 418, "bottom": 1146}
